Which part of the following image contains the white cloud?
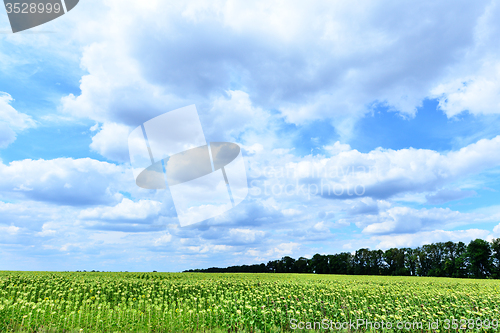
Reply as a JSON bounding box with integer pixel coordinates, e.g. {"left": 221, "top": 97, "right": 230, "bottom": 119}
{"left": 324, "top": 142, "right": 351, "bottom": 155}
{"left": 0, "top": 225, "right": 20, "bottom": 235}
{"left": 59, "top": 0, "right": 494, "bottom": 145}
{"left": 425, "top": 188, "right": 476, "bottom": 204}
{"left": 79, "top": 198, "right": 162, "bottom": 220}
{"left": 432, "top": 66, "right": 500, "bottom": 117}
{"left": 492, "top": 223, "right": 500, "bottom": 236}
{"left": 243, "top": 143, "right": 264, "bottom": 155}
{"left": 185, "top": 244, "right": 234, "bottom": 254}
{"left": 272, "top": 242, "right": 300, "bottom": 257}
{"left": 246, "top": 241, "right": 300, "bottom": 259}
{"left": 4, "top": 0, "right": 500, "bottom": 272}
{"left": 0, "top": 92, "right": 36, "bottom": 148}
{"left": 360, "top": 207, "right": 472, "bottom": 235}
{"left": 0, "top": 123, "right": 16, "bottom": 149}
{"left": 372, "top": 229, "right": 491, "bottom": 249}
{"left": 0, "top": 158, "right": 128, "bottom": 206}
{"left": 90, "top": 122, "right": 132, "bottom": 162}
{"left": 430, "top": 2, "right": 500, "bottom": 117}
{"left": 205, "top": 90, "right": 270, "bottom": 142}
{"left": 228, "top": 228, "right": 265, "bottom": 243}
{"left": 282, "top": 209, "right": 301, "bottom": 217}
{"left": 313, "top": 221, "right": 329, "bottom": 232}
{"left": 60, "top": 34, "right": 184, "bottom": 126}
{"left": 36, "top": 223, "right": 57, "bottom": 237}
{"left": 274, "top": 135, "right": 500, "bottom": 201}
{"left": 154, "top": 233, "right": 173, "bottom": 246}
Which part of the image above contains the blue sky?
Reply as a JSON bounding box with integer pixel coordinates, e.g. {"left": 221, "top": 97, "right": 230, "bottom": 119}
{"left": 2, "top": 0, "right": 500, "bottom": 272}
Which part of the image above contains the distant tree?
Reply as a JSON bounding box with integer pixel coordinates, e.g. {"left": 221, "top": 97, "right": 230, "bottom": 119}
{"left": 281, "top": 256, "right": 296, "bottom": 273}
{"left": 384, "top": 248, "right": 407, "bottom": 276}
{"left": 426, "top": 243, "right": 446, "bottom": 277}
{"left": 404, "top": 248, "right": 418, "bottom": 276}
{"left": 353, "top": 249, "right": 370, "bottom": 275}
{"left": 467, "top": 239, "right": 492, "bottom": 278}
{"left": 442, "top": 241, "right": 457, "bottom": 277}
{"left": 453, "top": 242, "right": 468, "bottom": 278}
{"left": 266, "top": 260, "right": 278, "bottom": 273}
{"left": 182, "top": 238, "right": 500, "bottom": 280}
{"left": 310, "top": 254, "right": 329, "bottom": 274}
{"left": 328, "top": 252, "right": 353, "bottom": 275}
{"left": 491, "top": 238, "right": 500, "bottom": 279}
{"left": 415, "top": 247, "right": 429, "bottom": 276}
{"left": 293, "top": 257, "right": 310, "bottom": 273}
{"left": 368, "top": 249, "right": 385, "bottom": 275}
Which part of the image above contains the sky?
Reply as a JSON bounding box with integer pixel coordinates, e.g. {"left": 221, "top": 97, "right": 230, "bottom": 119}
{"left": 1, "top": 0, "right": 500, "bottom": 272}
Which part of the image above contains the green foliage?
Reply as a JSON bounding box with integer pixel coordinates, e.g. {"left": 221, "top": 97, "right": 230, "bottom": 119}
{"left": 467, "top": 239, "right": 492, "bottom": 279}
{"left": 1, "top": 272, "right": 500, "bottom": 332}
{"left": 492, "top": 238, "right": 500, "bottom": 279}
{"left": 189, "top": 238, "right": 500, "bottom": 280}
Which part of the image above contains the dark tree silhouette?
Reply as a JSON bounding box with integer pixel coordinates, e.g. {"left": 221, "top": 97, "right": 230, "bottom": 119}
{"left": 184, "top": 238, "right": 500, "bottom": 280}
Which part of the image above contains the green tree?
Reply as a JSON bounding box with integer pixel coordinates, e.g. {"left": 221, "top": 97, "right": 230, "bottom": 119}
{"left": 369, "top": 249, "right": 385, "bottom": 275}
{"left": 452, "top": 242, "right": 468, "bottom": 278}
{"left": 404, "top": 248, "right": 418, "bottom": 276}
{"left": 426, "top": 243, "right": 445, "bottom": 277}
{"left": 310, "top": 254, "right": 329, "bottom": 274}
{"left": 281, "top": 256, "right": 296, "bottom": 273}
{"left": 467, "top": 239, "right": 492, "bottom": 278}
{"left": 384, "top": 248, "right": 407, "bottom": 276}
{"left": 293, "top": 257, "right": 310, "bottom": 273}
{"left": 490, "top": 238, "right": 500, "bottom": 278}
{"left": 353, "top": 249, "right": 370, "bottom": 275}
{"left": 328, "top": 252, "right": 353, "bottom": 274}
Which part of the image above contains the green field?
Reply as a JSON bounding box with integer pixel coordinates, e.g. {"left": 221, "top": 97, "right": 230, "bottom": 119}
{"left": 1, "top": 272, "right": 500, "bottom": 332}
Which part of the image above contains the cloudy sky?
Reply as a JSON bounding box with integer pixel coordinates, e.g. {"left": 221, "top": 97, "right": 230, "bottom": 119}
{"left": 1, "top": 0, "right": 500, "bottom": 272}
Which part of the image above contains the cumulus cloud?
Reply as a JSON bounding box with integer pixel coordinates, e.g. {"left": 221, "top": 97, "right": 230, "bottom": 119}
{"left": 246, "top": 242, "right": 300, "bottom": 261}
{"left": 310, "top": 135, "right": 500, "bottom": 200}
{"left": 0, "top": 158, "right": 128, "bottom": 206}
{"left": 347, "top": 198, "right": 382, "bottom": 215}
{"left": 59, "top": 0, "right": 495, "bottom": 146}
{"left": 36, "top": 223, "right": 57, "bottom": 237}
{"left": 228, "top": 228, "right": 265, "bottom": 244}
{"left": 248, "top": 135, "right": 500, "bottom": 206}
{"left": 0, "top": 92, "right": 36, "bottom": 148}
{"left": 0, "top": 225, "right": 20, "bottom": 235}
{"left": 432, "top": 67, "right": 500, "bottom": 117}
{"left": 324, "top": 142, "right": 352, "bottom": 155}
{"left": 492, "top": 223, "right": 500, "bottom": 236}
{"left": 359, "top": 206, "right": 473, "bottom": 235}
{"left": 431, "top": 2, "right": 500, "bottom": 117}
{"left": 204, "top": 90, "right": 270, "bottom": 142}
{"left": 154, "top": 233, "right": 173, "bottom": 246}
{"left": 4, "top": 0, "right": 500, "bottom": 271}
{"left": 79, "top": 198, "right": 162, "bottom": 221}
{"left": 90, "top": 122, "right": 132, "bottom": 162}
{"left": 0, "top": 123, "right": 16, "bottom": 149}
{"left": 60, "top": 40, "right": 183, "bottom": 127}
{"left": 371, "top": 229, "right": 491, "bottom": 249}
{"left": 425, "top": 188, "right": 476, "bottom": 204}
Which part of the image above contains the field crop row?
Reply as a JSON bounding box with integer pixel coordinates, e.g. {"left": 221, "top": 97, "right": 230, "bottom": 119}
{"left": 1, "top": 272, "right": 500, "bottom": 332}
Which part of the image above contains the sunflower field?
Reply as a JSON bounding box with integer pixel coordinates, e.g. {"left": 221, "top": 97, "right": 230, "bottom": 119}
{"left": 1, "top": 271, "right": 500, "bottom": 332}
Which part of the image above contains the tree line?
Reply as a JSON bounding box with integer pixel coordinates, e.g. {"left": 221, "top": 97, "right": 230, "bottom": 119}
{"left": 184, "top": 238, "right": 500, "bottom": 279}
